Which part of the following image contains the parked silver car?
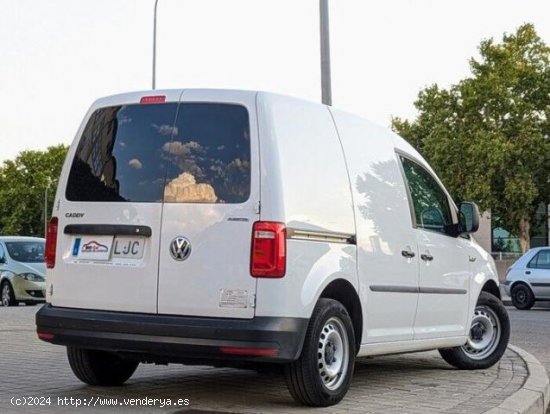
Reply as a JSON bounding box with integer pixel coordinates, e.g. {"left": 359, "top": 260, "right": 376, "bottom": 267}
{"left": 504, "top": 247, "right": 550, "bottom": 310}
{"left": 0, "top": 237, "right": 46, "bottom": 306}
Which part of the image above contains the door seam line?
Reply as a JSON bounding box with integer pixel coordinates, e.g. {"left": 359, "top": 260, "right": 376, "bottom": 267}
{"left": 155, "top": 89, "right": 186, "bottom": 314}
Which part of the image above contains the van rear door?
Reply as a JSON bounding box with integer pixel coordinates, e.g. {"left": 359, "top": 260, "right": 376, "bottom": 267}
{"left": 157, "top": 90, "right": 259, "bottom": 318}
{"left": 50, "top": 91, "right": 182, "bottom": 313}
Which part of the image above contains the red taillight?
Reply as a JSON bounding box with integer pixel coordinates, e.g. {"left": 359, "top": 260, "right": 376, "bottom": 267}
{"left": 45, "top": 217, "right": 58, "bottom": 269}
{"left": 220, "top": 346, "right": 279, "bottom": 357}
{"left": 140, "top": 95, "right": 166, "bottom": 104}
{"left": 250, "top": 221, "right": 286, "bottom": 278}
{"left": 37, "top": 332, "right": 55, "bottom": 341}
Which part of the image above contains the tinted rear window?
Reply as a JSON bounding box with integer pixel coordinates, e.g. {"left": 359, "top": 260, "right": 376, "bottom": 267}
{"left": 66, "top": 103, "right": 250, "bottom": 203}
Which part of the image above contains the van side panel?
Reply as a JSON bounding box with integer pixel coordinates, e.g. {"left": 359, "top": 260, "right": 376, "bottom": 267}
{"left": 256, "top": 93, "right": 355, "bottom": 235}
{"left": 254, "top": 93, "right": 357, "bottom": 318}
{"left": 330, "top": 109, "right": 420, "bottom": 343}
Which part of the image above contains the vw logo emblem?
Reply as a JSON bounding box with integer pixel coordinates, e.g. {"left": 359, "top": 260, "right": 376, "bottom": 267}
{"left": 169, "top": 236, "right": 192, "bottom": 261}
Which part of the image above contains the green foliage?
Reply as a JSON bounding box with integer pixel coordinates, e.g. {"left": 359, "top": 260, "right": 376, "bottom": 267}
{"left": 392, "top": 24, "right": 550, "bottom": 251}
{"left": 0, "top": 145, "right": 69, "bottom": 236}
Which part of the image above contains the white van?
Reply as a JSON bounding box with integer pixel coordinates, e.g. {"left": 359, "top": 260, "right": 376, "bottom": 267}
{"left": 37, "top": 89, "right": 509, "bottom": 407}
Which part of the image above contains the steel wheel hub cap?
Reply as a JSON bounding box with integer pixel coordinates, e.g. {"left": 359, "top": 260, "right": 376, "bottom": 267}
{"left": 318, "top": 317, "right": 349, "bottom": 391}
{"left": 462, "top": 306, "right": 501, "bottom": 360}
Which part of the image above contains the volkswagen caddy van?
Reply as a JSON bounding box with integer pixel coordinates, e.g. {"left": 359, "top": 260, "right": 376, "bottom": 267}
{"left": 37, "top": 89, "right": 510, "bottom": 407}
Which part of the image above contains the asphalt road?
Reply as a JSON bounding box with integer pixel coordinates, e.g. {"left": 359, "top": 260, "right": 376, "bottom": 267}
{"left": 507, "top": 303, "right": 550, "bottom": 413}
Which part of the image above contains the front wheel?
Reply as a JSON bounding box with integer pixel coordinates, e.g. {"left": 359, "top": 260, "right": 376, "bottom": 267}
{"left": 284, "top": 298, "right": 355, "bottom": 407}
{"left": 1, "top": 281, "right": 18, "bottom": 307}
{"left": 67, "top": 347, "right": 138, "bottom": 386}
{"left": 439, "top": 291, "right": 510, "bottom": 370}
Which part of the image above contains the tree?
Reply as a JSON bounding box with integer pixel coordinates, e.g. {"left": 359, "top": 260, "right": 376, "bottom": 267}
{"left": 0, "top": 145, "right": 69, "bottom": 236}
{"left": 393, "top": 24, "right": 550, "bottom": 252}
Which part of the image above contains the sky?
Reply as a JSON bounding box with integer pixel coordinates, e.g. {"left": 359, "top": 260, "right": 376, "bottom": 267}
{"left": 1, "top": 0, "right": 549, "bottom": 162}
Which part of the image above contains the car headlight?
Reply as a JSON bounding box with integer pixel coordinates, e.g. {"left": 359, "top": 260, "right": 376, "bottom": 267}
{"left": 18, "top": 273, "right": 45, "bottom": 282}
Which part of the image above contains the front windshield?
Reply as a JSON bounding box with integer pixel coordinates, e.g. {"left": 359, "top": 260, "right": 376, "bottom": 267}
{"left": 5, "top": 241, "right": 45, "bottom": 263}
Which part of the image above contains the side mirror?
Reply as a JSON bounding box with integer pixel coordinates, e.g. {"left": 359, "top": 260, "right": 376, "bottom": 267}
{"left": 458, "top": 201, "right": 480, "bottom": 234}
{"left": 0, "top": 255, "right": 5, "bottom": 264}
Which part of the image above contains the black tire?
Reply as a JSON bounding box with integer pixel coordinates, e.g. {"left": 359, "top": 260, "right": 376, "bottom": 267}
{"left": 67, "top": 347, "right": 138, "bottom": 386}
{"left": 439, "top": 291, "right": 510, "bottom": 370}
{"left": 511, "top": 284, "right": 535, "bottom": 310}
{"left": 284, "top": 298, "right": 355, "bottom": 407}
{"left": 1, "top": 281, "right": 18, "bottom": 307}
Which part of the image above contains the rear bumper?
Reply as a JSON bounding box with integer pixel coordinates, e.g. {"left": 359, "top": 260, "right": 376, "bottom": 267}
{"left": 36, "top": 304, "right": 308, "bottom": 363}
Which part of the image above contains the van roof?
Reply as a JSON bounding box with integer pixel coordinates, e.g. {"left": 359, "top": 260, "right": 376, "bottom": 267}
{"left": 93, "top": 88, "right": 307, "bottom": 106}
{"left": 93, "top": 88, "right": 390, "bottom": 133}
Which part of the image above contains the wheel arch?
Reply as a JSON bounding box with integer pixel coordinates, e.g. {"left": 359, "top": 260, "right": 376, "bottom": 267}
{"left": 509, "top": 280, "right": 533, "bottom": 290}
{"left": 0, "top": 277, "right": 14, "bottom": 289}
{"left": 318, "top": 279, "right": 362, "bottom": 353}
{"left": 0, "top": 277, "right": 16, "bottom": 304}
{"left": 481, "top": 279, "right": 501, "bottom": 300}
{"left": 466, "top": 262, "right": 501, "bottom": 334}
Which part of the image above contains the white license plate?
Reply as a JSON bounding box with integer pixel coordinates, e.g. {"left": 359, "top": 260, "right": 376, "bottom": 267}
{"left": 73, "top": 236, "right": 144, "bottom": 260}
{"left": 111, "top": 236, "right": 145, "bottom": 259}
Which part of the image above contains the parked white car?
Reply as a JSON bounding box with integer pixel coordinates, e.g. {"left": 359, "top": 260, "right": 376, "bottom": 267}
{"left": 504, "top": 247, "right": 550, "bottom": 310}
{"left": 0, "top": 237, "right": 46, "bottom": 306}
{"left": 36, "top": 89, "right": 509, "bottom": 407}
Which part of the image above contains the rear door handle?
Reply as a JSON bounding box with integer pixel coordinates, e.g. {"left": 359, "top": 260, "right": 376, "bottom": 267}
{"left": 525, "top": 271, "right": 531, "bottom": 275}
{"left": 421, "top": 253, "right": 434, "bottom": 262}
{"left": 401, "top": 249, "right": 415, "bottom": 258}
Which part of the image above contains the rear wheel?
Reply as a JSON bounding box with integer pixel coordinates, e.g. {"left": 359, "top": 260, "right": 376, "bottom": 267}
{"left": 439, "top": 292, "right": 510, "bottom": 369}
{"left": 67, "top": 347, "right": 138, "bottom": 386}
{"left": 284, "top": 298, "right": 355, "bottom": 407}
{"left": 511, "top": 284, "right": 535, "bottom": 310}
{"left": 1, "top": 281, "right": 18, "bottom": 307}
